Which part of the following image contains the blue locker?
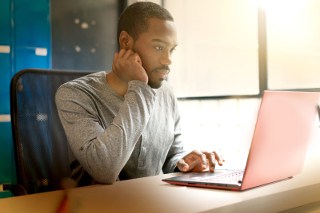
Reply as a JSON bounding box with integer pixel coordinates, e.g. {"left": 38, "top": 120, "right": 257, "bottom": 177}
{"left": 0, "top": 121, "right": 15, "bottom": 198}
{"left": 0, "top": 0, "right": 12, "bottom": 114}
{"left": 0, "top": 122, "right": 15, "bottom": 185}
{"left": 0, "top": 54, "right": 11, "bottom": 114}
{"left": 0, "top": 0, "right": 51, "bottom": 196}
{"left": 13, "top": 0, "right": 51, "bottom": 73}
{"left": 15, "top": 46, "right": 50, "bottom": 72}
{"left": 0, "top": 0, "right": 11, "bottom": 44}
{"left": 14, "top": 0, "right": 51, "bottom": 47}
{"left": 0, "top": 0, "right": 14, "bottom": 196}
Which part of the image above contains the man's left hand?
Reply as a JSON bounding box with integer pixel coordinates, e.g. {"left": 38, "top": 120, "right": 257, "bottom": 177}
{"left": 177, "top": 150, "right": 224, "bottom": 173}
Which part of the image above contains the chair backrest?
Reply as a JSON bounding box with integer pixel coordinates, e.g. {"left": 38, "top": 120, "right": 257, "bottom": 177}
{"left": 10, "top": 69, "right": 93, "bottom": 195}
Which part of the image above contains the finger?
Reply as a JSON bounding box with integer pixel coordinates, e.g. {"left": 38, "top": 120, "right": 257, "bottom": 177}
{"left": 205, "top": 152, "right": 216, "bottom": 172}
{"left": 113, "top": 52, "right": 119, "bottom": 63}
{"left": 202, "top": 152, "right": 215, "bottom": 172}
{"left": 177, "top": 156, "right": 203, "bottom": 172}
{"left": 187, "top": 160, "right": 199, "bottom": 171}
{"left": 117, "top": 48, "right": 127, "bottom": 58}
{"left": 213, "top": 151, "right": 225, "bottom": 165}
{"left": 193, "top": 150, "right": 207, "bottom": 167}
{"left": 177, "top": 158, "right": 190, "bottom": 172}
{"left": 134, "top": 53, "right": 142, "bottom": 65}
{"left": 123, "top": 49, "right": 134, "bottom": 59}
{"left": 112, "top": 52, "right": 119, "bottom": 71}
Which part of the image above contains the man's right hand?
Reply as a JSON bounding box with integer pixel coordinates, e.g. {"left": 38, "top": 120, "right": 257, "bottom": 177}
{"left": 112, "top": 49, "right": 148, "bottom": 84}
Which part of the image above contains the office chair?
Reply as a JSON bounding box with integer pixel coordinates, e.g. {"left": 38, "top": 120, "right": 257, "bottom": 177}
{"left": 8, "top": 68, "right": 93, "bottom": 195}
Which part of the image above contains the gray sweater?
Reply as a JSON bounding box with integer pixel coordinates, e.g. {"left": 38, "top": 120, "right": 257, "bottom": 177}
{"left": 55, "top": 71, "right": 186, "bottom": 185}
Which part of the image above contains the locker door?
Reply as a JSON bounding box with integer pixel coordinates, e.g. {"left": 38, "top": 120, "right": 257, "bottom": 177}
{"left": 0, "top": 0, "right": 12, "bottom": 114}
{"left": 0, "top": 0, "right": 14, "bottom": 197}
{"left": 13, "top": 0, "right": 51, "bottom": 73}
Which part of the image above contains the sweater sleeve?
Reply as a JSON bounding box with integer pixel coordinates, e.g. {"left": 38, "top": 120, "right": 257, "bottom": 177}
{"left": 55, "top": 80, "right": 156, "bottom": 184}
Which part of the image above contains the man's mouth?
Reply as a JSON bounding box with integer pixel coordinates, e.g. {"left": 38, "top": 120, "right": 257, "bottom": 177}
{"left": 154, "top": 67, "right": 170, "bottom": 75}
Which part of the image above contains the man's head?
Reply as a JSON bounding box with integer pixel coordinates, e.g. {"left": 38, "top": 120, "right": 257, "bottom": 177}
{"left": 117, "top": 2, "right": 174, "bottom": 41}
{"left": 117, "top": 2, "right": 178, "bottom": 89}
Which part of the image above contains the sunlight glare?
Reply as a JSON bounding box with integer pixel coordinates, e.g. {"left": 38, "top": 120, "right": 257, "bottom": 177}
{"left": 257, "top": 0, "right": 312, "bottom": 48}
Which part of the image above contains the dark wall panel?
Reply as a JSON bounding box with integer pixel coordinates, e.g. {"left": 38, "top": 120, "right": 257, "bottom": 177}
{"left": 51, "top": 0, "right": 119, "bottom": 71}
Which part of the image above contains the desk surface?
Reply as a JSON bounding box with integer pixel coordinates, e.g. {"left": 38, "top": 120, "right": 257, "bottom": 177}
{"left": 1, "top": 140, "right": 320, "bottom": 213}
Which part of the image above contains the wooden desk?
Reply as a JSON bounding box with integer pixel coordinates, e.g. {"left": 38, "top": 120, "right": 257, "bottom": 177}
{"left": 1, "top": 135, "right": 320, "bottom": 213}
{"left": 1, "top": 154, "right": 320, "bottom": 213}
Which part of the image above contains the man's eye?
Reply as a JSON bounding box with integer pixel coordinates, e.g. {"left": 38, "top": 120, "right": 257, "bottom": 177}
{"left": 155, "top": 46, "right": 164, "bottom": 51}
{"left": 170, "top": 48, "right": 176, "bottom": 54}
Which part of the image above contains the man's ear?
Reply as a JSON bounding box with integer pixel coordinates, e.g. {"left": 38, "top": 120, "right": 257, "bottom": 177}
{"left": 119, "top": 31, "right": 134, "bottom": 49}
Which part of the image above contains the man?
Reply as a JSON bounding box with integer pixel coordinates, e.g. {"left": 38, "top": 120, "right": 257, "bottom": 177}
{"left": 55, "top": 1, "right": 223, "bottom": 186}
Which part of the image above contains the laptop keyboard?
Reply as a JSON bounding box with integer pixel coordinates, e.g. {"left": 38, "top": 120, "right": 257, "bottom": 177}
{"left": 192, "top": 170, "right": 244, "bottom": 183}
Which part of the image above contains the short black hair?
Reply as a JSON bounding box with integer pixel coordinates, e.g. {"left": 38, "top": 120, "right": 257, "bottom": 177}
{"left": 117, "top": 2, "right": 174, "bottom": 41}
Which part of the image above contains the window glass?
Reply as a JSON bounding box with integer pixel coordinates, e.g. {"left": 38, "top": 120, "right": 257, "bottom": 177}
{"left": 165, "top": 0, "right": 259, "bottom": 97}
{"left": 265, "top": 0, "right": 320, "bottom": 90}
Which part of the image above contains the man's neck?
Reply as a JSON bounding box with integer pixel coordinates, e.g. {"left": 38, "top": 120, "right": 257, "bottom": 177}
{"left": 106, "top": 72, "right": 128, "bottom": 97}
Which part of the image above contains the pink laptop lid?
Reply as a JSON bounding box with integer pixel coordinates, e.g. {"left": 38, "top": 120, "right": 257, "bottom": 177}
{"left": 241, "top": 91, "right": 320, "bottom": 190}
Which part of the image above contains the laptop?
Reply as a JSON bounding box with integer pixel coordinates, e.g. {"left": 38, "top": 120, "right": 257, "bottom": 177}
{"left": 163, "top": 90, "right": 320, "bottom": 191}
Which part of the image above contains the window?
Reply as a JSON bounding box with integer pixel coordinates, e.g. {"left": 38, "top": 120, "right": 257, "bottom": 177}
{"left": 165, "top": 0, "right": 260, "bottom": 98}
{"left": 165, "top": 0, "right": 320, "bottom": 98}
{"left": 265, "top": 0, "right": 320, "bottom": 90}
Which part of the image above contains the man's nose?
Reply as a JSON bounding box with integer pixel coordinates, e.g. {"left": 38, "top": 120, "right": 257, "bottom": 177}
{"left": 160, "top": 51, "right": 172, "bottom": 66}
